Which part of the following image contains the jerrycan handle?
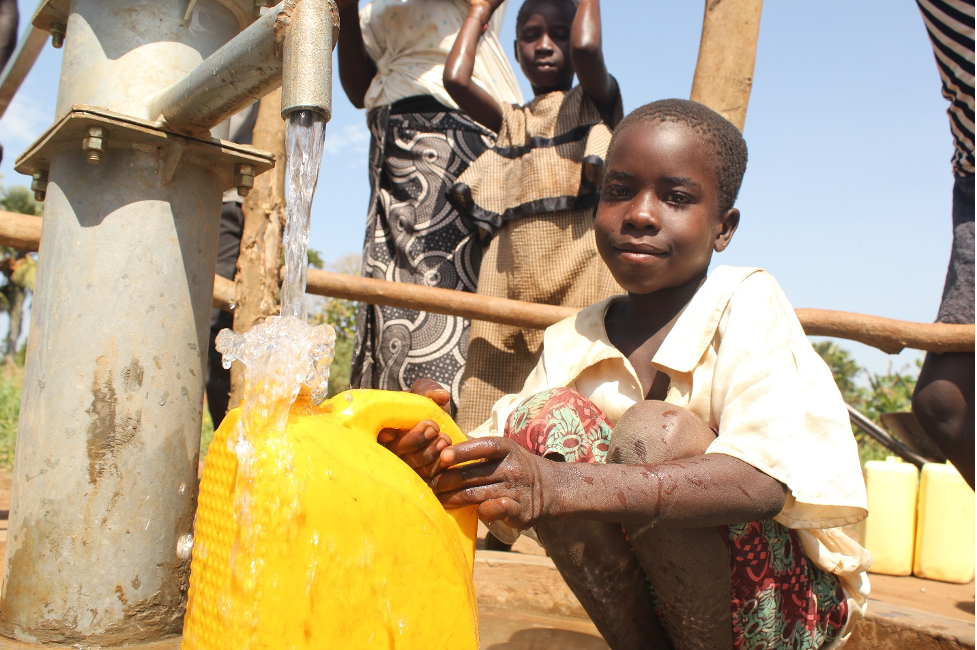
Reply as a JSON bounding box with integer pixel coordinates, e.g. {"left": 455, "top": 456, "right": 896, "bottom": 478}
{"left": 333, "top": 389, "right": 480, "bottom": 568}
{"left": 335, "top": 389, "right": 469, "bottom": 446}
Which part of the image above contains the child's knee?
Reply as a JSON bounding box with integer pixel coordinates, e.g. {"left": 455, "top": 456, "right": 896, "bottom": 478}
{"left": 608, "top": 401, "right": 714, "bottom": 465}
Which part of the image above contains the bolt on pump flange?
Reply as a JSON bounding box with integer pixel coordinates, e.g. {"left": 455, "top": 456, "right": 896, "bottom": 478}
{"left": 235, "top": 163, "right": 255, "bottom": 197}
{"left": 30, "top": 169, "right": 47, "bottom": 202}
{"left": 82, "top": 126, "right": 107, "bottom": 164}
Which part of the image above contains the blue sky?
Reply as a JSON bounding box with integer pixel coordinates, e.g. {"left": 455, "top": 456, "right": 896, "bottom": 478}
{"left": 0, "top": 1, "right": 959, "bottom": 378}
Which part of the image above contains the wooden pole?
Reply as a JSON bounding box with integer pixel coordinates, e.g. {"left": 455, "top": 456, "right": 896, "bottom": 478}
{"left": 230, "top": 94, "right": 286, "bottom": 405}
{"left": 0, "top": 209, "right": 40, "bottom": 252}
{"left": 1, "top": 212, "right": 973, "bottom": 354}
{"left": 689, "top": 0, "right": 763, "bottom": 131}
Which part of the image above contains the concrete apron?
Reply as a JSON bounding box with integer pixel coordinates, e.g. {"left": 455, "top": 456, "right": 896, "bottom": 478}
{"left": 0, "top": 550, "right": 969, "bottom": 649}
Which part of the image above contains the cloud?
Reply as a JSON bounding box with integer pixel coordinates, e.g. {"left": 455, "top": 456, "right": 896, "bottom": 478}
{"left": 323, "top": 122, "right": 370, "bottom": 157}
{"left": 0, "top": 91, "right": 48, "bottom": 153}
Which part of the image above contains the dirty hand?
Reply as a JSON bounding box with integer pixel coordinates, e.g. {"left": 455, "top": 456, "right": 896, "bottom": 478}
{"left": 430, "top": 437, "right": 553, "bottom": 530}
{"left": 376, "top": 378, "right": 452, "bottom": 479}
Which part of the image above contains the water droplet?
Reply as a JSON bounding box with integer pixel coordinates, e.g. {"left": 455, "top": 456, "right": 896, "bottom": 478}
{"left": 177, "top": 533, "right": 194, "bottom": 559}
{"left": 144, "top": 519, "right": 151, "bottom": 531}
{"left": 229, "top": 301, "right": 237, "bottom": 310}
{"left": 344, "top": 393, "right": 353, "bottom": 403}
{"left": 178, "top": 482, "right": 186, "bottom": 494}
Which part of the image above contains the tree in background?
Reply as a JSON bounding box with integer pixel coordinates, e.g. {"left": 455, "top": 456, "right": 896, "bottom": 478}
{"left": 306, "top": 253, "right": 359, "bottom": 398}
{"left": 0, "top": 186, "right": 42, "bottom": 365}
{"left": 813, "top": 340, "right": 919, "bottom": 463}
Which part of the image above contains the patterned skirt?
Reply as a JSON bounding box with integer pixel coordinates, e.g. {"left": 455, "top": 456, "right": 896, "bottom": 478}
{"left": 504, "top": 388, "right": 850, "bottom": 649}
{"left": 349, "top": 106, "right": 495, "bottom": 415}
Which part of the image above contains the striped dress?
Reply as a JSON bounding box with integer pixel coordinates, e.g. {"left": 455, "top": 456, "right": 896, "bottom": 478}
{"left": 917, "top": 0, "right": 975, "bottom": 177}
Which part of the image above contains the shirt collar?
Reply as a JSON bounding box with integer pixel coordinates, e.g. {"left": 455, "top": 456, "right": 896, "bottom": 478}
{"left": 652, "top": 266, "right": 763, "bottom": 375}
{"left": 541, "top": 295, "right": 630, "bottom": 386}
{"left": 539, "top": 266, "right": 763, "bottom": 386}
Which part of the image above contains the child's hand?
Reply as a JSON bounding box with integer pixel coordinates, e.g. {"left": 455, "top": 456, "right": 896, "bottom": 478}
{"left": 378, "top": 419, "right": 451, "bottom": 479}
{"left": 376, "top": 378, "right": 452, "bottom": 478}
{"left": 429, "top": 438, "right": 553, "bottom": 530}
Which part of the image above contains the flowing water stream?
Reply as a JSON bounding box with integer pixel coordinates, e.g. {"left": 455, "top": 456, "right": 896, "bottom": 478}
{"left": 210, "top": 111, "right": 335, "bottom": 624}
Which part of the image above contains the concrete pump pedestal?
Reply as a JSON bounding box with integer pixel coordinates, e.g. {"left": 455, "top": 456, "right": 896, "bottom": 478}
{"left": 0, "top": 0, "right": 270, "bottom": 645}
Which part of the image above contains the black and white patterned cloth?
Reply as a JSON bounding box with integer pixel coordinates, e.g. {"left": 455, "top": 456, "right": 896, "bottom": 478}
{"left": 349, "top": 106, "right": 495, "bottom": 414}
{"left": 917, "top": 0, "right": 975, "bottom": 177}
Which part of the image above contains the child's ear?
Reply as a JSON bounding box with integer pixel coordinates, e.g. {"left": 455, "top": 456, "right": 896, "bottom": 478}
{"left": 513, "top": 39, "right": 520, "bottom": 63}
{"left": 714, "top": 208, "right": 739, "bottom": 252}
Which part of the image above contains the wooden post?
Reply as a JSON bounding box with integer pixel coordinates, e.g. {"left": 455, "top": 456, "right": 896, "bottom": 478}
{"left": 230, "top": 93, "right": 286, "bottom": 406}
{"left": 689, "top": 0, "right": 763, "bottom": 132}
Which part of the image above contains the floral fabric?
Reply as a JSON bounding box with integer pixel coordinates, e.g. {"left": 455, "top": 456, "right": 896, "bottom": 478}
{"left": 504, "top": 387, "right": 850, "bottom": 649}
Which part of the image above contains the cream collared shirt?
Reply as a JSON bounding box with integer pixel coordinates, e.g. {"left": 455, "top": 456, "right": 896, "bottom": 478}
{"left": 359, "top": 0, "right": 523, "bottom": 112}
{"left": 471, "top": 266, "right": 872, "bottom": 641}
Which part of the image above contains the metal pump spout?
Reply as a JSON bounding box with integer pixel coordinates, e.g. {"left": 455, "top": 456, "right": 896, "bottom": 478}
{"left": 151, "top": 0, "right": 337, "bottom": 137}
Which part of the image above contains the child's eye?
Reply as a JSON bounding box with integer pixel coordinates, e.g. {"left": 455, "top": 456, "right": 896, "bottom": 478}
{"left": 520, "top": 29, "right": 541, "bottom": 42}
{"left": 603, "top": 184, "right": 631, "bottom": 199}
{"left": 665, "top": 192, "right": 692, "bottom": 205}
{"left": 550, "top": 27, "right": 570, "bottom": 40}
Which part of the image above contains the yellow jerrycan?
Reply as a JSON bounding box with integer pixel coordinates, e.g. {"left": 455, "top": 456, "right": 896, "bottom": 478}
{"left": 862, "top": 457, "right": 918, "bottom": 576}
{"left": 182, "top": 389, "right": 480, "bottom": 649}
{"left": 913, "top": 462, "right": 976, "bottom": 583}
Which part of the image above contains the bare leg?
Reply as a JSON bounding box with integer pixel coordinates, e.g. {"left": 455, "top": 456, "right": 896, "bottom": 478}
{"left": 609, "top": 401, "right": 733, "bottom": 650}
{"left": 913, "top": 351, "right": 975, "bottom": 489}
{"left": 536, "top": 517, "right": 672, "bottom": 650}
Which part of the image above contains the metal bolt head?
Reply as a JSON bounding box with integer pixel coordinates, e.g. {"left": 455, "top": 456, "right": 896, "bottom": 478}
{"left": 31, "top": 169, "right": 48, "bottom": 202}
{"left": 234, "top": 163, "right": 255, "bottom": 198}
{"left": 82, "top": 126, "right": 107, "bottom": 164}
{"left": 49, "top": 22, "right": 66, "bottom": 49}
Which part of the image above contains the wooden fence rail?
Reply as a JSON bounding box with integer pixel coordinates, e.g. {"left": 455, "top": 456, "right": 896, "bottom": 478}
{"left": 3, "top": 210, "right": 974, "bottom": 354}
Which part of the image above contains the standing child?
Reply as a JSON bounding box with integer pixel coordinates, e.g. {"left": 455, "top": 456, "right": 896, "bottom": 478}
{"left": 443, "top": 0, "right": 622, "bottom": 432}
{"left": 385, "top": 100, "right": 872, "bottom": 649}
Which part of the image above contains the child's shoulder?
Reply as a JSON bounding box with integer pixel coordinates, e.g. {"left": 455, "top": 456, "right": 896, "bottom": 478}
{"left": 712, "top": 266, "right": 812, "bottom": 352}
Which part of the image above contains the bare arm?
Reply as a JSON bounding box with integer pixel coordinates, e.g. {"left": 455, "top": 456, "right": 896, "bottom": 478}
{"left": 335, "top": 0, "right": 377, "bottom": 109}
{"left": 443, "top": 1, "right": 504, "bottom": 132}
{"left": 431, "top": 437, "right": 787, "bottom": 530}
{"left": 569, "top": 0, "right": 618, "bottom": 125}
{"left": 0, "top": 0, "right": 18, "bottom": 72}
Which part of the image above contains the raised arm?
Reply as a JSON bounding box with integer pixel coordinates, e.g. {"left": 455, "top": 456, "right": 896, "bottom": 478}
{"left": 570, "top": 0, "right": 618, "bottom": 125}
{"left": 335, "top": 0, "right": 377, "bottom": 109}
{"left": 443, "top": 0, "right": 505, "bottom": 132}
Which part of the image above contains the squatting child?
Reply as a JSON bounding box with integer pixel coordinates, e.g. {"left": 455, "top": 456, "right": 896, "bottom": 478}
{"left": 382, "top": 99, "right": 872, "bottom": 650}
{"left": 444, "top": 0, "right": 622, "bottom": 433}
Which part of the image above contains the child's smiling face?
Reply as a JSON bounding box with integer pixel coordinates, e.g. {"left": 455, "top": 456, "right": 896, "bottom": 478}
{"left": 515, "top": 0, "right": 575, "bottom": 93}
{"left": 595, "top": 121, "right": 739, "bottom": 295}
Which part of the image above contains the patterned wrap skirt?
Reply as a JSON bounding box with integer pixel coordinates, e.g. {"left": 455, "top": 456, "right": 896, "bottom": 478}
{"left": 504, "top": 388, "right": 850, "bottom": 650}
{"left": 349, "top": 104, "right": 495, "bottom": 415}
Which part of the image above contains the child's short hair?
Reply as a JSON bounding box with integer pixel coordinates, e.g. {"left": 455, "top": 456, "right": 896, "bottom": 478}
{"left": 607, "top": 99, "right": 748, "bottom": 214}
{"left": 516, "top": 0, "right": 577, "bottom": 30}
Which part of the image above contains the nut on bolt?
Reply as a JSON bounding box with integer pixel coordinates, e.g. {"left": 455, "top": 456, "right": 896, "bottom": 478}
{"left": 82, "top": 126, "right": 107, "bottom": 164}
{"left": 234, "top": 163, "right": 255, "bottom": 198}
{"left": 31, "top": 169, "right": 48, "bottom": 202}
{"left": 49, "top": 22, "right": 66, "bottom": 49}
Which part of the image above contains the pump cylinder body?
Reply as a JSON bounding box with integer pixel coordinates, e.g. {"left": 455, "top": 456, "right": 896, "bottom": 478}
{"left": 0, "top": 0, "right": 253, "bottom": 644}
